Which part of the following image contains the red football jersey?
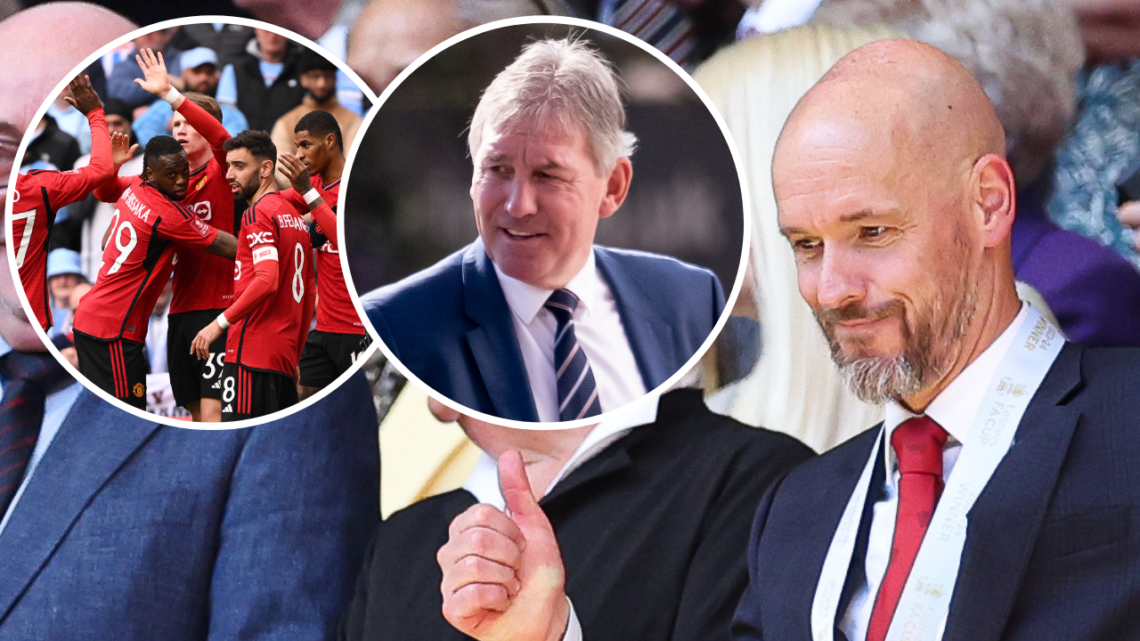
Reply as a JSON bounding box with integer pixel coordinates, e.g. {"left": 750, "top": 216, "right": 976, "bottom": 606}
{"left": 226, "top": 192, "right": 315, "bottom": 375}
{"left": 74, "top": 177, "right": 218, "bottom": 342}
{"left": 169, "top": 98, "right": 237, "bottom": 314}
{"left": 280, "top": 176, "right": 365, "bottom": 335}
{"left": 11, "top": 109, "right": 111, "bottom": 330}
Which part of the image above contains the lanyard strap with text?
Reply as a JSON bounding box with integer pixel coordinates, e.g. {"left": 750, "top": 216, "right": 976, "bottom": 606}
{"left": 810, "top": 307, "right": 1064, "bottom": 641}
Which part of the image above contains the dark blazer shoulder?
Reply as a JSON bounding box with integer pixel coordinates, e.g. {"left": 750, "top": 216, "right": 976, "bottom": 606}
{"left": 595, "top": 245, "right": 724, "bottom": 304}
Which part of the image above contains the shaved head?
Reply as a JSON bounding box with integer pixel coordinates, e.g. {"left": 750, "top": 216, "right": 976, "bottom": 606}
{"left": 0, "top": 3, "right": 135, "bottom": 350}
{"left": 774, "top": 39, "right": 1021, "bottom": 410}
{"left": 778, "top": 39, "right": 1005, "bottom": 204}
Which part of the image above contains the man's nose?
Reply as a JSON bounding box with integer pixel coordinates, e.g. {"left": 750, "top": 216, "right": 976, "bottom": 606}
{"left": 505, "top": 176, "right": 537, "bottom": 218}
{"left": 814, "top": 245, "right": 865, "bottom": 311}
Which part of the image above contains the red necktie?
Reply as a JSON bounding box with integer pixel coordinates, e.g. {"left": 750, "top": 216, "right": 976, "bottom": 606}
{"left": 866, "top": 416, "right": 949, "bottom": 641}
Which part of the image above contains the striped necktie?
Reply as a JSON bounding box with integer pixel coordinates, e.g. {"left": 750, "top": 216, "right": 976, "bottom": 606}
{"left": 544, "top": 289, "right": 602, "bottom": 421}
{"left": 602, "top": 0, "right": 696, "bottom": 67}
{"left": 0, "top": 349, "right": 70, "bottom": 518}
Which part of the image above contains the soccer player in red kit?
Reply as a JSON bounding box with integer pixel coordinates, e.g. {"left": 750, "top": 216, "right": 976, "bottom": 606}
{"left": 277, "top": 110, "right": 369, "bottom": 401}
{"left": 132, "top": 48, "right": 238, "bottom": 421}
{"left": 191, "top": 131, "right": 314, "bottom": 420}
{"left": 74, "top": 136, "right": 238, "bottom": 409}
{"left": 11, "top": 74, "right": 113, "bottom": 331}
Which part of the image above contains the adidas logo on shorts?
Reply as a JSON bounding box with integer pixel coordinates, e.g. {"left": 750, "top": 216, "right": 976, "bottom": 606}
{"left": 212, "top": 380, "right": 221, "bottom": 389}
{"left": 223, "top": 404, "right": 233, "bottom": 413}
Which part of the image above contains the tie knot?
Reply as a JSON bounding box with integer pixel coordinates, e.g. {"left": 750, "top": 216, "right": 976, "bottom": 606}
{"left": 0, "top": 350, "right": 69, "bottom": 395}
{"left": 891, "top": 416, "right": 948, "bottom": 477}
{"left": 544, "top": 289, "right": 579, "bottom": 320}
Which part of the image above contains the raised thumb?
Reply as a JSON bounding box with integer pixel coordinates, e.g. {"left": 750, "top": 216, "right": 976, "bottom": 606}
{"left": 498, "top": 450, "right": 542, "bottom": 526}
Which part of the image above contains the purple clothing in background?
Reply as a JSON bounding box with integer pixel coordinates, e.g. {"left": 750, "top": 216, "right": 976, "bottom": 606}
{"left": 1013, "top": 189, "right": 1140, "bottom": 347}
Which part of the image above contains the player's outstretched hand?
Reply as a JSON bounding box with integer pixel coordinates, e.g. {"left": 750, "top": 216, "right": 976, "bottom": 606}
{"left": 191, "top": 320, "right": 224, "bottom": 360}
{"left": 65, "top": 74, "right": 103, "bottom": 115}
{"left": 133, "top": 47, "right": 172, "bottom": 97}
{"left": 438, "top": 450, "right": 570, "bottom": 641}
{"left": 110, "top": 132, "right": 138, "bottom": 170}
{"left": 277, "top": 153, "right": 313, "bottom": 194}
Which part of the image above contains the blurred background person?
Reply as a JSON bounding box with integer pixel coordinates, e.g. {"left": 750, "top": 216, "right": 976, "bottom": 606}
{"left": 45, "top": 249, "right": 87, "bottom": 337}
{"left": 345, "top": 0, "right": 576, "bottom": 95}
{"left": 216, "top": 27, "right": 307, "bottom": 131}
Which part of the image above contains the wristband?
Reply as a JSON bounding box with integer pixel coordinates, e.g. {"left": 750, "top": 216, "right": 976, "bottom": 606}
{"left": 161, "top": 86, "right": 182, "bottom": 105}
{"left": 302, "top": 189, "right": 320, "bottom": 205}
{"left": 216, "top": 312, "right": 231, "bottom": 330}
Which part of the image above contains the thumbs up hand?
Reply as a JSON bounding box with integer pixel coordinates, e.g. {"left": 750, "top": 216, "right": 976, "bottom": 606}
{"left": 438, "top": 450, "right": 570, "bottom": 641}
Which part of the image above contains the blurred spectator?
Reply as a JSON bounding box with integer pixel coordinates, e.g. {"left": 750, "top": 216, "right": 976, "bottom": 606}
{"left": 234, "top": 0, "right": 360, "bottom": 41}
{"left": 180, "top": 22, "right": 255, "bottom": 69}
{"left": 46, "top": 87, "right": 92, "bottom": 155}
{"left": 813, "top": 0, "right": 1140, "bottom": 348}
{"left": 133, "top": 47, "right": 249, "bottom": 146}
{"left": 271, "top": 50, "right": 360, "bottom": 184}
{"left": 347, "top": 0, "right": 573, "bottom": 94}
{"left": 107, "top": 27, "right": 183, "bottom": 109}
{"left": 46, "top": 249, "right": 86, "bottom": 337}
{"left": 23, "top": 114, "right": 79, "bottom": 171}
{"left": 557, "top": 0, "right": 745, "bottom": 66}
{"left": 217, "top": 28, "right": 307, "bottom": 131}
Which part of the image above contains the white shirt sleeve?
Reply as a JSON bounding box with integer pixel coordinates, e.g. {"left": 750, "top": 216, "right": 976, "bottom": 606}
{"left": 562, "top": 597, "right": 583, "bottom": 641}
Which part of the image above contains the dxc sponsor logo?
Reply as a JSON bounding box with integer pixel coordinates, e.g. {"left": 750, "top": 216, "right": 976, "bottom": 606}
{"left": 247, "top": 231, "right": 273, "bottom": 246}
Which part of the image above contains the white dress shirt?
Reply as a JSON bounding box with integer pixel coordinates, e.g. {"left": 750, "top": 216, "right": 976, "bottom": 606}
{"left": 463, "top": 394, "right": 661, "bottom": 641}
{"left": 494, "top": 249, "right": 647, "bottom": 423}
{"left": 0, "top": 337, "right": 84, "bottom": 536}
{"left": 839, "top": 304, "right": 1032, "bottom": 640}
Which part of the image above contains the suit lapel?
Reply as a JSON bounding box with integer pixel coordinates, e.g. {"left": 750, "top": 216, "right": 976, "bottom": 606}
{"left": 461, "top": 243, "right": 540, "bottom": 422}
{"left": 594, "top": 248, "right": 676, "bottom": 390}
{"left": 0, "top": 391, "right": 160, "bottom": 621}
{"left": 943, "top": 343, "right": 1083, "bottom": 641}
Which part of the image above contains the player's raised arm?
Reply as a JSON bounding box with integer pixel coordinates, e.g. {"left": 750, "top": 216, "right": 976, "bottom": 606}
{"left": 133, "top": 47, "right": 181, "bottom": 108}
{"left": 64, "top": 74, "right": 114, "bottom": 183}
{"left": 279, "top": 152, "right": 338, "bottom": 249}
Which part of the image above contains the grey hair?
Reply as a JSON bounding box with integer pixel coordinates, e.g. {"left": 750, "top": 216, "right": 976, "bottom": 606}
{"left": 812, "top": 0, "right": 1085, "bottom": 184}
{"left": 467, "top": 37, "right": 638, "bottom": 176}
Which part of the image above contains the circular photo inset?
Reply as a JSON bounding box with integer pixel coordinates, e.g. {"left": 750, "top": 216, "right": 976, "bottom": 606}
{"left": 6, "top": 17, "right": 376, "bottom": 426}
{"left": 343, "top": 18, "right": 749, "bottom": 427}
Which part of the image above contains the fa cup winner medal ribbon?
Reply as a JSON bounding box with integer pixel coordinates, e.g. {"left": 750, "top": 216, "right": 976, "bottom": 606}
{"left": 810, "top": 305, "right": 1064, "bottom": 641}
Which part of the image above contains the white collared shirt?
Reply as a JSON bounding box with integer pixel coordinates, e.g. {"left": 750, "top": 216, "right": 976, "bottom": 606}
{"left": 462, "top": 395, "right": 661, "bottom": 641}
{"left": 839, "top": 304, "right": 1031, "bottom": 640}
{"left": 493, "top": 249, "right": 647, "bottom": 423}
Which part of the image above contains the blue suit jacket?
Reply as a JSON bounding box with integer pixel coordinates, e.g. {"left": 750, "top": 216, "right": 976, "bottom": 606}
{"left": 361, "top": 241, "right": 726, "bottom": 421}
{"left": 733, "top": 344, "right": 1140, "bottom": 641}
{"left": 0, "top": 373, "right": 379, "bottom": 641}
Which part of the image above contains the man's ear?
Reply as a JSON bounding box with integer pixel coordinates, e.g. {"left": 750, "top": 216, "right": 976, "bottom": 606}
{"left": 261, "top": 158, "right": 275, "bottom": 180}
{"left": 325, "top": 132, "right": 337, "bottom": 152}
{"left": 972, "top": 153, "right": 1015, "bottom": 248}
{"left": 599, "top": 157, "right": 632, "bottom": 219}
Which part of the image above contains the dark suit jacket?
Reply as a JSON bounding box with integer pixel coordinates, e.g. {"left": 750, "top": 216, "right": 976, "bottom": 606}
{"left": 734, "top": 344, "right": 1140, "bottom": 641}
{"left": 361, "top": 242, "right": 726, "bottom": 421}
{"left": 341, "top": 389, "right": 813, "bottom": 641}
{"left": 0, "top": 373, "right": 380, "bottom": 640}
